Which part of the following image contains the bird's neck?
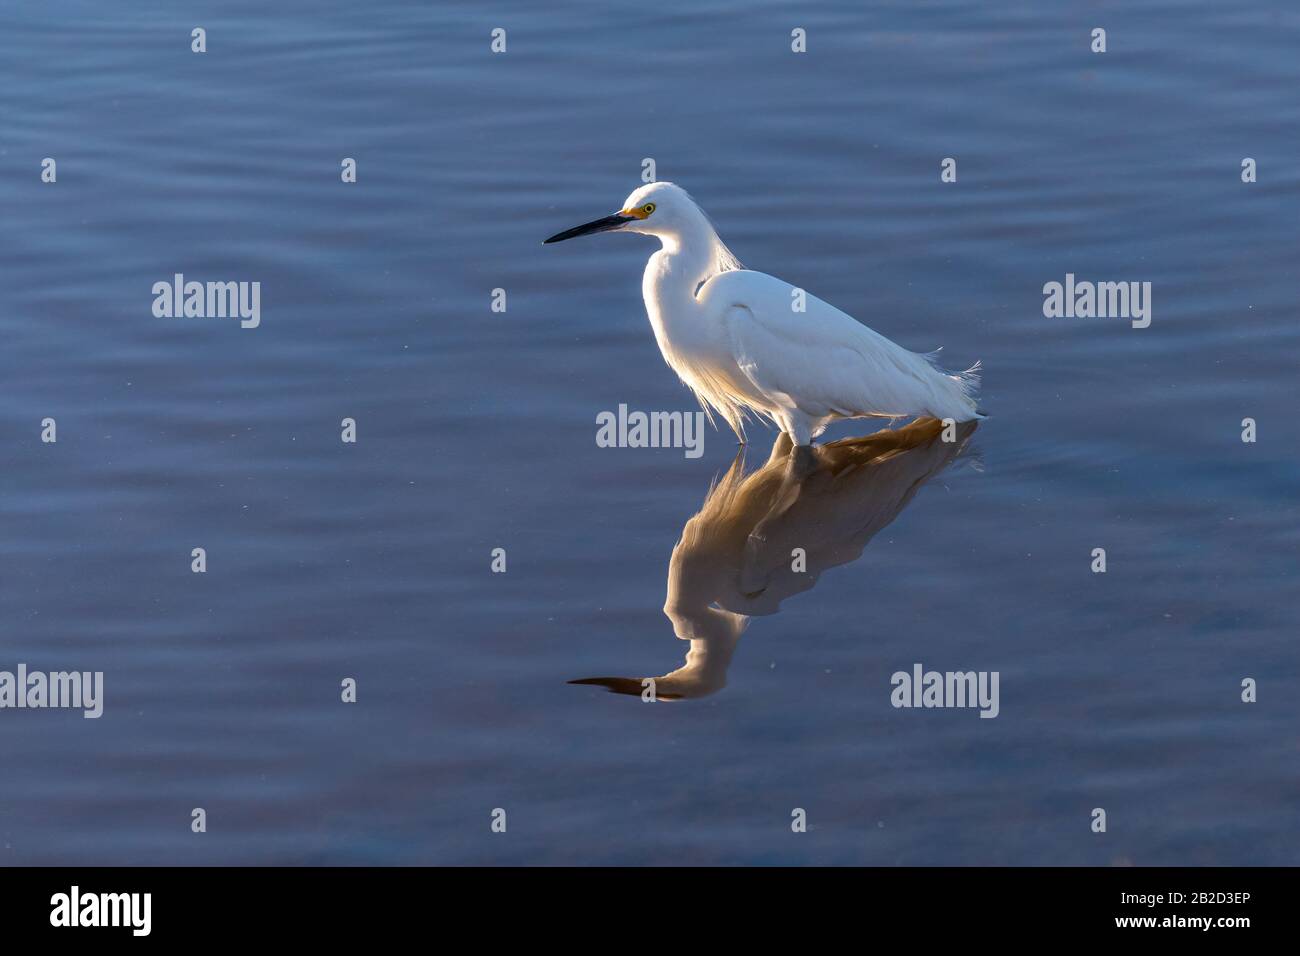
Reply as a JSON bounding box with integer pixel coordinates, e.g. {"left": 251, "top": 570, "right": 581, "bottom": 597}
{"left": 658, "top": 610, "right": 747, "bottom": 698}
{"left": 642, "top": 220, "right": 725, "bottom": 315}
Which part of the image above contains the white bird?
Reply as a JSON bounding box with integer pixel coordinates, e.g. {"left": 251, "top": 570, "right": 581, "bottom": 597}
{"left": 544, "top": 182, "right": 982, "bottom": 446}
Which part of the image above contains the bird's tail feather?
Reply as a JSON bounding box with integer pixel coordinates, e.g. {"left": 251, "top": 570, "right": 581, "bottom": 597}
{"left": 953, "top": 360, "right": 981, "bottom": 402}
{"left": 920, "top": 350, "right": 982, "bottom": 419}
{"left": 962, "top": 358, "right": 989, "bottom": 419}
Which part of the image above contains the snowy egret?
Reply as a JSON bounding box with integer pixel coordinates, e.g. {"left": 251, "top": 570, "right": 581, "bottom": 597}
{"left": 570, "top": 417, "right": 977, "bottom": 700}
{"left": 544, "top": 182, "right": 982, "bottom": 445}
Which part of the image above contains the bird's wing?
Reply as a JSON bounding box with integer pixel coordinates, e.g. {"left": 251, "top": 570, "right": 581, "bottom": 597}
{"left": 704, "top": 270, "right": 953, "bottom": 420}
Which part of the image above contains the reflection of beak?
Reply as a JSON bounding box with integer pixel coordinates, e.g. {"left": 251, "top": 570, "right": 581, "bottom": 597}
{"left": 543, "top": 212, "right": 635, "bottom": 244}
{"left": 567, "top": 677, "right": 683, "bottom": 700}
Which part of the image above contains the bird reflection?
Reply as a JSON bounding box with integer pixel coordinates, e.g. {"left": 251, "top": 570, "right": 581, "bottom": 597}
{"left": 570, "top": 417, "right": 978, "bottom": 700}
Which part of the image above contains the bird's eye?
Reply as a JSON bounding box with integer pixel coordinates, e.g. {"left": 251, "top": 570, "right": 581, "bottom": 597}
{"left": 643, "top": 203, "right": 656, "bottom": 214}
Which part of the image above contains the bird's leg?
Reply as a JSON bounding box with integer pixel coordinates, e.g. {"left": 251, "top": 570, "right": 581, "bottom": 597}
{"left": 788, "top": 443, "right": 819, "bottom": 478}
{"left": 741, "top": 443, "right": 821, "bottom": 590}
{"left": 752, "top": 418, "right": 816, "bottom": 520}
{"left": 777, "top": 412, "right": 815, "bottom": 450}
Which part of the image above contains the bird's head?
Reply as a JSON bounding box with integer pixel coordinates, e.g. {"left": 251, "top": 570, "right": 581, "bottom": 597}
{"left": 543, "top": 181, "right": 699, "bottom": 245}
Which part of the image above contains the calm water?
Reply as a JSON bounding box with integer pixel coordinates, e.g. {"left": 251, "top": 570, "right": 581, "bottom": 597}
{"left": 1, "top": 0, "right": 1296, "bottom": 865}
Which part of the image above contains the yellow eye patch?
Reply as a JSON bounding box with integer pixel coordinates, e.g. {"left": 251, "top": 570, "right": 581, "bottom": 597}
{"left": 620, "top": 203, "right": 655, "bottom": 219}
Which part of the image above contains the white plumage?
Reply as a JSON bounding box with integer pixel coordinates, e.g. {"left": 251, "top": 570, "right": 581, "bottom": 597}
{"left": 544, "top": 181, "right": 981, "bottom": 445}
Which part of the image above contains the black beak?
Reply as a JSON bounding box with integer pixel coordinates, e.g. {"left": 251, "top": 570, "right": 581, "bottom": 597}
{"left": 543, "top": 213, "right": 634, "bottom": 244}
{"left": 568, "top": 677, "right": 682, "bottom": 700}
